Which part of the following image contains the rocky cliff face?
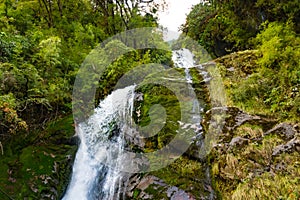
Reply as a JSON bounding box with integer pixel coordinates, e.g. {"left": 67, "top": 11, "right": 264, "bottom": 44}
{"left": 206, "top": 107, "right": 299, "bottom": 199}
{"left": 124, "top": 105, "right": 299, "bottom": 199}
{"left": 124, "top": 51, "right": 300, "bottom": 199}
{"left": 205, "top": 50, "right": 300, "bottom": 199}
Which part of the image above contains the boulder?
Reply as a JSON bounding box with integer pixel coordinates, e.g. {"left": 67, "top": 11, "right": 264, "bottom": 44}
{"left": 203, "top": 107, "right": 277, "bottom": 143}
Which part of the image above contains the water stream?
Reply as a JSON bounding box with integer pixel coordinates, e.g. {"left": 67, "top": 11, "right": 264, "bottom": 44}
{"left": 63, "top": 48, "right": 212, "bottom": 200}
{"left": 63, "top": 86, "right": 136, "bottom": 200}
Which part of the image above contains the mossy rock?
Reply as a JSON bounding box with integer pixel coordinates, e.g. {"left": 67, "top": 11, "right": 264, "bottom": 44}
{"left": 208, "top": 121, "right": 300, "bottom": 200}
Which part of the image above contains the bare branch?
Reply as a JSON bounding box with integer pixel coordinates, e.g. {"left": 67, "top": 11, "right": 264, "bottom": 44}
{"left": 0, "top": 141, "right": 3, "bottom": 155}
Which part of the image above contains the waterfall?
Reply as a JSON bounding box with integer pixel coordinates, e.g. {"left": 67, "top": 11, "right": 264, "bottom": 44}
{"left": 63, "top": 48, "right": 212, "bottom": 200}
{"left": 63, "top": 86, "right": 136, "bottom": 200}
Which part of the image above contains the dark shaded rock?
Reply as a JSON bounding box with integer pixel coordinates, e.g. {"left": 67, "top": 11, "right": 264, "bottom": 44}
{"left": 65, "top": 135, "right": 79, "bottom": 145}
{"left": 219, "top": 107, "right": 276, "bottom": 133}
{"left": 228, "top": 136, "right": 249, "bottom": 149}
{"left": 125, "top": 174, "right": 141, "bottom": 197}
{"left": 264, "top": 123, "right": 297, "bottom": 141}
{"left": 51, "top": 129, "right": 78, "bottom": 146}
{"left": 272, "top": 137, "right": 300, "bottom": 156}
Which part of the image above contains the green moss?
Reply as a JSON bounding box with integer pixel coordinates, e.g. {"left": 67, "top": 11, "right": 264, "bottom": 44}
{"left": 130, "top": 66, "right": 212, "bottom": 198}
{"left": 143, "top": 184, "right": 168, "bottom": 199}
{"left": 215, "top": 49, "right": 300, "bottom": 122}
{"left": 150, "top": 156, "right": 207, "bottom": 199}
{"left": 234, "top": 123, "right": 264, "bottom": 139}
{"left": 0, "top": 114, "right": 77, "bottom": 199}
{"left": 132, "top": 189, "right": 141, "bottom": 199}
{"left": 135, "top": 82, "right": 181, "bottom": 151}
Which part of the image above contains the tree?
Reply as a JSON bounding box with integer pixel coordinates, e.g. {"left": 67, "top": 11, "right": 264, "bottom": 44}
{"left": 183, "top": 0, "right": 300, "bottom": 57}
{"left": 92, "top": 0, "right": 164, "bottom": 33}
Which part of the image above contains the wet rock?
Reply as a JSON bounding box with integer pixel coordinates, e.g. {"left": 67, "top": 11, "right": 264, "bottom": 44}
{"left": 125, "top": 174, "right": 141, "bottom": 197}
{"left": 135, "top": 92, "right": 144, "bottom": 101}
{"left": 124, "top": 127, "right": 145, "bottom": 149}
{"left": 264, "top": 123, "right": 297, "bottom": 141}
{"left": 272, "top": 137, "right": 300, "bottom": 156}
{"left": 167, "top": 186, "right": 196, "bottom": 200}
{"left": 139, "top": 191, "right": 153, "bottom": 199}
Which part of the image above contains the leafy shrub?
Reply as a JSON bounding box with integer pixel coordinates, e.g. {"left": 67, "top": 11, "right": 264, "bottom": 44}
{"left": 230, "top": 22, "right": 300, "bottom": 120}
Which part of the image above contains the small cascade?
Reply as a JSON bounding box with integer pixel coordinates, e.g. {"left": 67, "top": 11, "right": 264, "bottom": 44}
{"left": 173, "top": 48, "right": 216, "bottom": 200}
{"left": 172, "top": 48, "right": 202, "bottom": 124}
{"left": 172, "top": 48, "right": 195, "bottom": 84}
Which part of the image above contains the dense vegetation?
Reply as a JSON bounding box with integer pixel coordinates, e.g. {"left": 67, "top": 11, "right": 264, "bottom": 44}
{"left": 184, "top": 0, "right": 300, "bottom": 121}
{"left": 0, "top": 0, "right": 167, "bottom": 136}
{"left": 0, "top": 1, "right": 171, "bottom": 198}
{"left": 183, "top": 1, "right": 300, "bottom": 199}
{"left": 0, "top": 0, "right": 299, "bottom": 199}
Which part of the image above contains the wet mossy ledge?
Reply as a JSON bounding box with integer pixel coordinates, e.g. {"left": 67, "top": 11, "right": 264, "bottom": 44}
{"left": 0, "top": 115, "right": 77, "bottom": 199}
{"left": 125, "top": 67, "right": 214, "bottom": 199}
{"left": 130, "top": 51, "right": 300, "bottom": 199}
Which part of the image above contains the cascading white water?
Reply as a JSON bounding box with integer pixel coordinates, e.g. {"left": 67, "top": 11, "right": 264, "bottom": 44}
{"left": 172, "top": 49, "right": 202, "bottom": 124}
{"left": 63, "top": 48, "right": 208, "bottom": 200}
{"left": 172, "top": 48, "right": 194, "bottom": 83}
{"left": 63, "top": 86, "right": 136, "bottom": 200}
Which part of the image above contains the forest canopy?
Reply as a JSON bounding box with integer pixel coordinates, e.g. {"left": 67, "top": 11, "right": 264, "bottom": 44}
{"left": 0, "top": 0, "right": 168, "bottom": 135}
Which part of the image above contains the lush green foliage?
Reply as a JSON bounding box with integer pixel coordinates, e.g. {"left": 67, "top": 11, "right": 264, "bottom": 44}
{"left": 0, "top": 0, "right": 164, "bottom": 136}
{"left": 185, "top": 1, "right": 300, "bottom": 121}
{"left": 183, "top": 0, "right": 300, "bottom": 57}
{"left": 0, "top": 0, "right": 299, "bottom": 199}
{"left": 230, "top": 22, "right": 300, "bottom": 120}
